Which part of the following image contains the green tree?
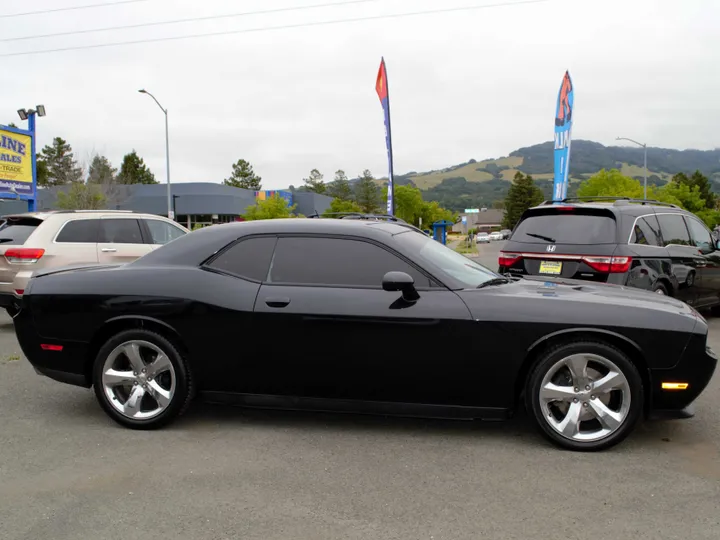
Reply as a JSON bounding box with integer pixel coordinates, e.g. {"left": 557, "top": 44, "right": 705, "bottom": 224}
{"left": 322, "top": 198, "right": 363, "bottom": 217}
{"left": 36, "top": 159, "right": 49, "bottom": 186}
{"left": 577, "top": 169, "right": 644, "bottom": 198}
{"left": 56, "top": 183, "right": 106, "bottom": 210}
{"left": 117, "top": 150, "right": 157, "bottom": 184}
{"left": 671, "top": 170, "right": 715, "bottom": 209}
{"left": 419, "top": 200, "right": 454, "bottom": 227}
{"left": 244, "top": 194, "right": 296, "bottom": 220}
{"left": 38, "top": 137, "right": 83, "bottom": 186}
{"left": 383, "top": 184, "right": 424, "bottom": 224}
{"left": 302, "top": 169, "right": 326, "bottom": 194}
{"left": 87, "top": 155, "right": 116, "bottom": 185}
{"left": 662, "top": 181, "right": 705, "bottom": 213}
{"left": 354, "top": 169, "right": 382, "bottom": 213}
{"left": 326, "top": 170, "right": 353, "bottom": 200}
{"left": 502, "top": 172, "right": 543, "bottom": 229}
{"left": 224, "top": 159, "right": 262, "bottom": 190}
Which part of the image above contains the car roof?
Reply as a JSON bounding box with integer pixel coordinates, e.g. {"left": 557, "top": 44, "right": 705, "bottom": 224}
{"left": 132, "top": 218, "right": 423, "bottom": 267}
{"left": 528, "top": 199, "right": 686, "bottom": 217}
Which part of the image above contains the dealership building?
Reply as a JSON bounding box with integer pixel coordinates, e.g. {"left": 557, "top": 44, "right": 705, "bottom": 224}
{"left": 0, "top": 183, "right": 333, "bottom": 227}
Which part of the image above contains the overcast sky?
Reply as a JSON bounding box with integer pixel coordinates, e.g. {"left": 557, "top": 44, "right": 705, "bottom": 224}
{"left": 1, "top": 0, "right": 716, "bottom": 189}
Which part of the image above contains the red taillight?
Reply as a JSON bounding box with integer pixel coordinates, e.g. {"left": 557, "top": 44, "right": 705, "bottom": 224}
{"left": 5, "top": 248, "right": 45, "bottom": 263}
{"left": 14, "top": 289, "right": 24, "bottom": 295}
{"left": 554, "top": 206, "right": 575, "bottom": 211}
{"left": 581, "top": 256, "right": 632, "bottom": 273}
{"left": 499, "top": 252, "right": 523, "bottom": 267}
{"left": 40, "top": 344, "right": 63, "bottom": 351}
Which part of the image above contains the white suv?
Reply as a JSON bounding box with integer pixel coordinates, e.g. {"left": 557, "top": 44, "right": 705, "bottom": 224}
{"left": 0, "top": 210, "right": 188, "bottom": 314}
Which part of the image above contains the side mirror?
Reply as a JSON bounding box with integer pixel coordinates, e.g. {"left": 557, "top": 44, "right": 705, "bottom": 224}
{"left": 382, "top": 271, "right": 420, "bottom": 302}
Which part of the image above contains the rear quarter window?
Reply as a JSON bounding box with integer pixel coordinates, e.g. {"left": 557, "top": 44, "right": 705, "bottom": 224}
{"left": 0, "top": 217, "right": 43, "bottom": 245}
{"left": 513, "top": 211, "right": 617, "bottom": 245}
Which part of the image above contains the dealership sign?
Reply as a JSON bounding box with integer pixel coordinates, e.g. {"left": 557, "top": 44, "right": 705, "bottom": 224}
{"left": 0, "top": 128, "right": 33, "bottom": 196}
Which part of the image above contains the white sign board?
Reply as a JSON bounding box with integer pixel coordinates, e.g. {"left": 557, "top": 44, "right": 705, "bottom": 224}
{"left": 464, "top": 208, "right": 480, "bottom": 213}
{"left": 461, "top": 216, "right": 467, "bottom": 225}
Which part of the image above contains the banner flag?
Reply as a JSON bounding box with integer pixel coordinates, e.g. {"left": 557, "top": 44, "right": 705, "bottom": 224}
{"left": 376, "top": 57, "right": 395, "bottom": 215}
{"left": 552, "top": 70, "right": 574, "bottom": 201}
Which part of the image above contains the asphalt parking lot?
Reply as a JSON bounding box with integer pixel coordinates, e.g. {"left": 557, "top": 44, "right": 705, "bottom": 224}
{"left": 2, "top": 271, "right": 720, "bottom": 539}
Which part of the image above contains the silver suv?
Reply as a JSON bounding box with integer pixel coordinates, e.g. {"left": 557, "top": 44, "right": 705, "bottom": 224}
{"left": 0, "top": 210, "right": 188, "bottom": 313}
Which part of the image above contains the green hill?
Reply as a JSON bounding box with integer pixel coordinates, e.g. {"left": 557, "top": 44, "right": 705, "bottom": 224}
{"left": 378, "top": 140, "right": 720, "bottom": 211}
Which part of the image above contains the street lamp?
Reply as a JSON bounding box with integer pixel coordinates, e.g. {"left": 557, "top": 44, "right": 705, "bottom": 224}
{"left": 616, "top": 136, "right": 648, "bottom": 200}
{"left": 14, "top": 105, "right": 45, "bottom": 212}
{"left": 138, "top": 89, "right": 172, "bottom": 219}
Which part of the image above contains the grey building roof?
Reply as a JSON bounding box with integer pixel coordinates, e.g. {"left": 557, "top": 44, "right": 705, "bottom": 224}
{"left": 1, "top": 182, "right": 333, "bottom": 218}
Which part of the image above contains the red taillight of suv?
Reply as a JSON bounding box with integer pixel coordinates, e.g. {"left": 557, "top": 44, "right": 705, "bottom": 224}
{"left": 581, "top": 256, "right": 632, "bottom": 273}
{"left": 499, "top": 252, "right": 523, "bottom": 267}
{"left": 5, "top": 248, "right": 45, "bottom": 264}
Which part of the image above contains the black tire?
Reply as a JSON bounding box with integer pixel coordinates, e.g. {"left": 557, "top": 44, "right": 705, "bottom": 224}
{"left": 652, "top": 282, "right": 668, "bottom": 296}
{"left": 92, "top": 329, "right": 193, "bottom": 430}
{"left": 525, "top": 340, "right": 643, "bottom": 451}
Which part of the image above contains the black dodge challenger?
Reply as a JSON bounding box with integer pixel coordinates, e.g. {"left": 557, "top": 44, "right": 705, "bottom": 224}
{"left": 13, "top": 218, "right": 718, "bottom": 451}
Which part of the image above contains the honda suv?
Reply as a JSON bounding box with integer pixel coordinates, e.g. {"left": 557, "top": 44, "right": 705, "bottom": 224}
{"left": 0, "top": 210, "right": 188, "bottom": 314}
{"left": 499, "top": 197, "right": 720, "bottom": 309}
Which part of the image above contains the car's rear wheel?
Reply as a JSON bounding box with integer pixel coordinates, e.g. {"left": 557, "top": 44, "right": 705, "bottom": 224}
{"left": 653, "top": 283, "right": 668, "bottom": 295}
{"left": 525, "top": 341, "right": 643, "bottom": 451}
{"left": 92, "top": 329, "right": 193, "bottom": 429}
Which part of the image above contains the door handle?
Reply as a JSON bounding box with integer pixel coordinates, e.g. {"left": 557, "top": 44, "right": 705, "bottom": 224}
{"left": 100, "top": 248, "right": 117, "bottom": 253}
{"left": 265, "top": 297, "right": 290, "bottom": 308}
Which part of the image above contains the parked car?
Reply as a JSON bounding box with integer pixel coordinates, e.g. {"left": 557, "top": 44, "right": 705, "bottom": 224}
{"left": 476, "top": 232, "right": 490, "bottom": 243}
{"left": 489, "top": 231, "right": 504, "bottom": 241}
{"left": 499, "top": 198, "right": 720, "bottom": 309}
{"left": 0, "top": 210, "right": 187, "bottom": 315}
{"left": 500, "top": 229, "right": 512, "bottom": 239}
{"left": 15, "top": 218, "right": 717, "bottom": 451}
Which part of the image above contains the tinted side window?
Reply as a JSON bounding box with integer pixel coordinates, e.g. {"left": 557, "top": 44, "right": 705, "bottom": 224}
{"left": 55, "top": 219, "right": 99, "bottom": 243}
{"left": 208, "top": 237, "right": 277, "bottom": 281}
{"left": 629, "top": 216, "right": 662, "bottom": 247}
{"left": 144, "top": 219, "right": 186, "bottom": 245}
{"left": 685, "top": 217, "right": 714, "bottom": 251}
{"left": 99, "top": 219, "right": 144, "bottom": 244}
{"left": 269, "top": 237, "right": 431, "bottom": 288}
{"left": 657, "top": 214, "right": 691, "bottom": 246}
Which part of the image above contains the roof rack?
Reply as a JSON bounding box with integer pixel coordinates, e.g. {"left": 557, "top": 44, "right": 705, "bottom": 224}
{"left": 54, "top": 209, "right": 136, "bottom": 214}
{"left": 541, "top": 196, "right": 680, "bottom": 209}
{"left": 308, "top": 211, "right": 409, "bottom": 223}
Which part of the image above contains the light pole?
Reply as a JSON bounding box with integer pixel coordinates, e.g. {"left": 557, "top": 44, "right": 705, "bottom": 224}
{"left": 616, "top": 136, "right": 647, "bottom": 200}
{"left": 14, "top": 105, "right": 45, "bottom": 212}
{"left": 138, "top": 89, "right": 172, "bottom": 219}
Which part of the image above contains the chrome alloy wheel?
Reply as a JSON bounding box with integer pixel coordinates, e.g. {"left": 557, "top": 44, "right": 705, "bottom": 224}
{"left": 538, "top": 353, "right": 631, "bottom": 443}
{"left": 101, "top": 340, "right": 176, "bottom": 420}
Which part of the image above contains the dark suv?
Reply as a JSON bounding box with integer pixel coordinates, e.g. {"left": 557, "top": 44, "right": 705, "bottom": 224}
{"left": 499, "top": 197, "right": 720, "bottom": 308}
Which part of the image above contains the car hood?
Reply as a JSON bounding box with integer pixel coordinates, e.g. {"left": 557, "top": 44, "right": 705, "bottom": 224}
{"left": 456, "top": 275, "right": 702, "bottom": 333}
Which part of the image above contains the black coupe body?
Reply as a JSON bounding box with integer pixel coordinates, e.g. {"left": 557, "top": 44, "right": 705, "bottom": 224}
{"left": 14, "top": 218, "right": 717, "bottom": 451}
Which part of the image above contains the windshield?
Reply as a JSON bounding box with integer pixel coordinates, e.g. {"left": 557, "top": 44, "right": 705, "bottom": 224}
{"left": 513, "top": 211, "right": 617, "bottom": 244}
{"left": 399, "top": 231, "right": 500, "bottom": 288}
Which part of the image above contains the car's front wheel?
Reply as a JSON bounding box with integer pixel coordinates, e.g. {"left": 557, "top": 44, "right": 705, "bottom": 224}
{"left": 92, "top": 329, "right": 193, "bottom": 429}
{"left": 525, "top": 341, "right": 643, "bottom": 451}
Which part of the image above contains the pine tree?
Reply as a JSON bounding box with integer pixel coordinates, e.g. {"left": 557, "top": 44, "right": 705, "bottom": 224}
{"left": 223, "top": 159, "right": 262, "bottom": 190}
{"left": 38, "top": 137, "right": 83, "bottom": 186}
{"left": 354, "top": 169, "right": 382, "bottom": 213}
{"left": 502, "top": 172, "right": 544, "bottom": 229}
{"left": 326, "top": 170, "right": 353, "bottom": 201}
{"left": 302, "top": 169, "right": 326, "bottom": 194}
{"left": 87, "top": 155, "right": 117, "bottom": 185}
{"left": 117, "top": 150, "right": 157, "bottom": 184}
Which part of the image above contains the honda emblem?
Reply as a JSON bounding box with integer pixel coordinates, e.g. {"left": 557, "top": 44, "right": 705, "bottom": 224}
{"left": 546, "top": 245, "right": 557, "bottom": 252}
